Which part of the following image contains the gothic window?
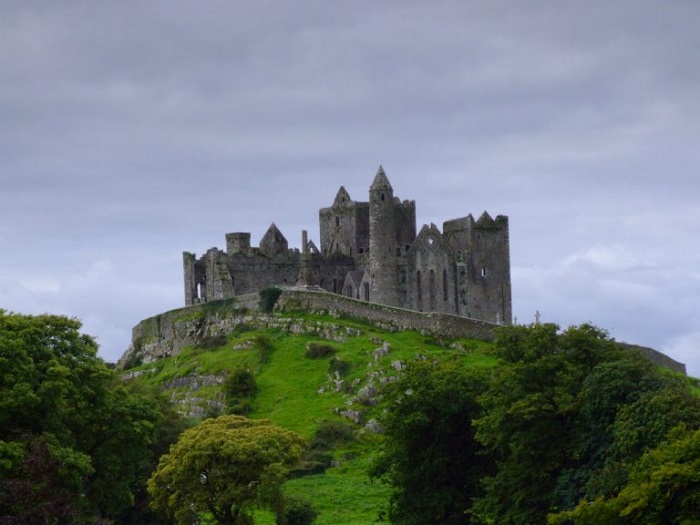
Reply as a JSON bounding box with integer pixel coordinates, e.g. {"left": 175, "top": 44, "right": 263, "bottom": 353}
{"left": 335, "top": 216, "right": 340, "bottom": 227}
{"left": 429, "top": 269, "right": 436, "bottom": 307}
{"left": 481, "top": 267, "right": 487, "bottom": 277}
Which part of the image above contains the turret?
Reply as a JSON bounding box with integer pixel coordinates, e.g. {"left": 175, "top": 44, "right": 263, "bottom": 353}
{"left": 368, "top": 165, "right": 400, "bottom": 306}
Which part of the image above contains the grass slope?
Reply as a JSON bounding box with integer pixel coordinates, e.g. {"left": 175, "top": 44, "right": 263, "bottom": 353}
{"left": 126, "top": 310, "right": 496, "bottom": 524}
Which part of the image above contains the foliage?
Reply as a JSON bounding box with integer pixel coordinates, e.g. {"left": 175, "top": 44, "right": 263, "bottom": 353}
{"left": 305, "top": 342, "right": 337, "bottom": 359}
{"left": 468, "top": 323, "right": 700, "bottom": 525}
{"left": 254, "top": 334, "right": 275, "bottom": 365}
{"left": 259, "top": 287, "right": 283, "bottom": 313}
{"left": 283, "top": 496, "right": 318, "bottom": 525}
{"left": 225, "top": 368, "right": 258, "bottom": 415}
{"left": 549, "top": 426, "right": 700, "bottom": 525}
{"left": 328, "top": 356, "right": 351, "bottom": 378}
{"left": 148, "top": 415, "right": 305, "bottom": 525}
{"left": 371, "top": 359, "right": 492, "bottom": 525}
{"left": 0, "top": 311, "right": 184, "bottom": 524}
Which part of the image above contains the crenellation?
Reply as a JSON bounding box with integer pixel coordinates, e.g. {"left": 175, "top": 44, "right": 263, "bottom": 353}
{"left": 182, "top": 166, "right": 512, "bottom": 325}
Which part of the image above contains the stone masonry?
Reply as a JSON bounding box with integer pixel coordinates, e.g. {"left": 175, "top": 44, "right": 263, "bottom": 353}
{"left": 183, "top": 166, "right": 513, "bottom": 325}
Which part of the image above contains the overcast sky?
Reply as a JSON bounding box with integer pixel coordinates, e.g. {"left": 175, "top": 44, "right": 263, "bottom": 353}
{"left": 3, "top": 1, "right": 699, "bottom": 374}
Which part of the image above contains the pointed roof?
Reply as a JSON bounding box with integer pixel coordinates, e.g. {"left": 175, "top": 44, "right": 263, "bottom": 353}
{"left": 333, "top": 186, "right": 352, "bottom": 207}
{"left": 475, "top": 211, "right": 494, "bottom": 227}
{"left": 370, "top": 165, "right": 393, "bottom": 191}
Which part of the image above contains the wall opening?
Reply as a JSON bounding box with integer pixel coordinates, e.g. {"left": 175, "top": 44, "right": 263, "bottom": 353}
{"left": 443, "top": 269, "right": 448, "bottom": 301}
{"left": 416, "top": 271, "right": 422, "bottom": 303}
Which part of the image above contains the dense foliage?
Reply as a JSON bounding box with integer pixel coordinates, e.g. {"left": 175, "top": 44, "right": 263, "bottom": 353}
{"left": 375, "top": 323, "right": 700, "bottom": 525}
{"left": 371, "top": 360, "right": 492, "bottom": 524}
{"left": 148, "top": 415, "right": 305, "bottom": 525}
{"left": 0, "top": 311, "right": 184, "bottom": 524}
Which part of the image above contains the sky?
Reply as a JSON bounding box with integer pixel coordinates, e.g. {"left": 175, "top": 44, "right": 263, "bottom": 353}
{"left": 2, "top": 1, "right": 699, "bottom": 374}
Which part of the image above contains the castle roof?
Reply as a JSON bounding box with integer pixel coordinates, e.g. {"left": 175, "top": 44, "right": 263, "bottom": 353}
{"left": 333, "top": 186, "right": 352, "bottom": 207}
{"left": 370, "top": 165, "right": 392, "bottom": 191}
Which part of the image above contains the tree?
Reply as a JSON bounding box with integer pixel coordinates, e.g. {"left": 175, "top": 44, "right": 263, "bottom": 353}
{"left": 370, "top": 360, "right": 492, "bottom": 525}
{"left": 0, "top": 311, "right": 183, "bottom": 524}
{"left": 148, "top": 415, "right": 305, "bottom": 525}
{"left": 549, "top": 426, "right": 700, "bottom": 525}
{"left": 472, "top": 324, "right": 626, "bottom": 525}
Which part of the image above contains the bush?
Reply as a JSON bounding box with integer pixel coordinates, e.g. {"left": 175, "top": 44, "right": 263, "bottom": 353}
{"left": 311, "top": 420, "right": 356, "bottom": 450}
{"left": 284, "top": 496, "right": 318, "bottom": 525}
{"left": 328, "top": 356, "right": 351, "bottom": 377}
{"left": 259, "top": 287, "right": 282, "bottom": 313}
{"left": 305, "top": 342, "right": 337, "bottom": 359}
{"left": 225, "top": 369, "right": 258, "bottom": 415}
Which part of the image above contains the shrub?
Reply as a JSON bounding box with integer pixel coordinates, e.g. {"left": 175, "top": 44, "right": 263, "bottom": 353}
{"left": 259, "top": 287, "right": 282, "bottom": 313}
{"left": 311, "top": 420, "right": 356, "bottom": 450}
{"left": 284, "top": 496, "right": 318, "bottom": 525}
{"left": 305, "top": 342, "right": 337, "bottom": 359}
{"left": 225, "top": 369, "right": 258, "bottom": 416}
{"left": 328, "top": 356, "right": 351, "bottom": 377}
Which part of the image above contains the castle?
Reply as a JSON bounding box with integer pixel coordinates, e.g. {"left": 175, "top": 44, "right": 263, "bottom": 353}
{"left": 183, "top": 166, "right": 512, "bottom": 324}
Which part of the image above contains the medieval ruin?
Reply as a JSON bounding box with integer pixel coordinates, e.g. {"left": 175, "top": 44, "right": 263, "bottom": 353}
{"left": 183, "top": 166, "right": 512, "bottom": 325}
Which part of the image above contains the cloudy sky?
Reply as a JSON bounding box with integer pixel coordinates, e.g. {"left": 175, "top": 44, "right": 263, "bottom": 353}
{"left": 3, "top": 1, "right": 699, "bottom": 374}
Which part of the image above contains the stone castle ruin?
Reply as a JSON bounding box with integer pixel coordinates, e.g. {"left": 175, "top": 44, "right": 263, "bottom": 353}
{"left": 183, "top": 166, "right": 512, "bottom": 325}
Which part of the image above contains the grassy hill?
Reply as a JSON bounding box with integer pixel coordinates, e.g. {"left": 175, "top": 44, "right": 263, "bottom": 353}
{"left": 122, "top": 308, "right": 497, "bottom": 524}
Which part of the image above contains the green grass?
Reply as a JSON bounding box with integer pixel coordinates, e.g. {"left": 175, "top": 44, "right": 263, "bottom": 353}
{"left": 128, "top": 310, "right": 497, "bottom": 523}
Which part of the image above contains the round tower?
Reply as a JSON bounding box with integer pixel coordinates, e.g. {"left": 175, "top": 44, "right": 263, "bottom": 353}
{"left": 369, "top": 165, "right": 400, "bottom": 306}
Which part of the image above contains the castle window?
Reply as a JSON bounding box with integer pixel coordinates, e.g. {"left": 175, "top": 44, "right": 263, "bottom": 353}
{"left": 335, "top": 217, "right": 340, "bottom": 227}
{"left": 443, "top": 269, "right": 448, "bottom": 301}
{"left": 428, "top": 237, "right": 434, "bottom": 246}
{"left": 481, "top": 267, "right": 487, "bottom": 277}
{"left": 381, "top": 193, "right": 385, "bottom": 201}
{"left": 416, "top": 271, "right": 422, "bottom": 302}
{"left": 429, "top": 269, "right": 436, "bottom": 306}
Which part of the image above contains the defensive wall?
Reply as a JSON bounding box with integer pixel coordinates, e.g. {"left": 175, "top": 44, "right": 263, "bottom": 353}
{"left": 275, "top": 288, "right": 497, "bottom": 341}
{"left": 119, "top": 288, "right": 686, "bottom": 376}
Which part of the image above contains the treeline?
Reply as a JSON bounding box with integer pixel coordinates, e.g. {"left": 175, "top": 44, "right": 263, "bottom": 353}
{"left": 0, "top": 311, "right": 186, "bottom": 524}
{"left": 371, "top": 323, "right": 700, "bottom": 524}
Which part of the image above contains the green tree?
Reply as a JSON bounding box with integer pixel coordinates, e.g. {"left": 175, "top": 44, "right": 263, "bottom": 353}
{"left": 472, "top": 323, "right": 625, "bottom": 525}
{"left": 225, "top": 368, "right": 258, "bottom": 415}
{"left": 148, "top": 415, "right": 305, "bottom": 525}
{"left": 0, "top": 311, "right": 182, "bottom": 523}
{"left": 371, "top": 360, "right": 492, "bottom": 525}
{"left": 549, "top": 426, "right": 700, "bottom": 525}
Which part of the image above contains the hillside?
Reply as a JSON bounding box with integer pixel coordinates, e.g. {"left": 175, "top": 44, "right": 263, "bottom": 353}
{"left": 119, "top": 294, "right": 497, "bottom": 524}
{"left": 118, "top": 289, "right": 690, "bottom": 524}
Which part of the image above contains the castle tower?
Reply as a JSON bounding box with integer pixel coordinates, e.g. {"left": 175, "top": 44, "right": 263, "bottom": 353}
{"left": 368, "top": 165, "right": 400, "bottom": 306}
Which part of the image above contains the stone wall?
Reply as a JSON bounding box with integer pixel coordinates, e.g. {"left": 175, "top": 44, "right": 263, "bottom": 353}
{"left": 119, "top": 288, "right": 686, "bottom": 376}
{"left": 276, "top": 289, "right": 498, "bottom": 341}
